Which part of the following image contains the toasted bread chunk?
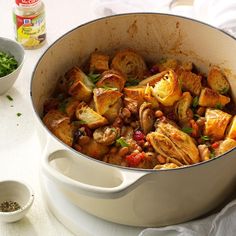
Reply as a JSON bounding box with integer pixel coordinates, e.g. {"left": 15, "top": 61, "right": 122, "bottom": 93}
{"left": 75, "top": 102, "right": 108, "bottom": 129}
{"left": 93, "top": 88, "right": 123, "bottom": 116}
{"left": 77, "top": 138, "right": 109, "bottom": 160}
{"left": 103, "top": 99, "right": 122, "bottom": 123}
{"left": 204, "top": 108, "right": 232, "bottom": 140}
{"left": 175, "top": 92, "right": 193, "bottom": 125}
{"left": 123, "top": 85, "right": 146, "bottom": 107}
{"left": 152, "top": 70, "right": 182, "bottom": 106}
{"left": 65, "top": 67, "right": 94, "bottom": 102}
{"left": 111, "top": 48, "right": 147, "bottom": 81}
{"left": 226, "top": 115, "right": 236, "bottom": 139}
{"left": 96, "top": 70, "right": 126, "bottom": 91}
{"left": 207, "top": 66, "right": 230, "bottom": 94}
{"left": 43, "top": 110, "right": 73, "bottom": 146}
{"left": 198, "top": 87, "right": 230, "bottom": 107}
{"left": 215, "top": 138, "right": 236, "bottom": 156}
{"left": 157, "top": 58, "right": 178, "bottom": 72}
{"left": 89, "top": 52, "right": 109, "bottom": 73}
{"left": 177, "top": 68, "right": 202, "bottom": 96}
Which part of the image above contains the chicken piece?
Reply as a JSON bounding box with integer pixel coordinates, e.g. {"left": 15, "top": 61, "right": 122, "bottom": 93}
{"left": 123, "top": 85, "right": 146, "bottom": 107}
{"left": 226, "top": 115, "right": 236, "bottom": 139}
{"left": 96, "top": 70, "right": 126, "bottom": 92}
{"left": 78, "top": 138, "right": 109, "bottom": 160}
{"left": 139, "top": 102, "right": 155, "bottom": 134}
{"left": 93, "top": 88, "right": 123, "bottom": 116}
{"left": 43, "top": 110, "right": 73, "bottom": 146}
{"left": 174, "top": 92, "right": 193, "bottom": 126}
{"left": 148, "top": 120, "right": 200, "bottom": 165}
{"left": 89, "top": 52, "right": 109, "bottom": 73}
{"left": 75, "top": 102, "right": 108, "bottom": 129}
{"left": 198, "top": 87, "right": 230, "bottom": 108}
{"left": 152, "top": 70, "right": 182, "bottom": 106}
{"left": 204, "top": 108, "right": 232, "bottom": 140}
{"left": 207, "top": 66, "right": 230, "bottom": 94}
{"left": 198, "top": 144, "right": 210, "bottom": 161}
{"left": 177, "top": 68, "right": 202, "bottom": 96}
{"left": 215, "top": 138, "right": 236, "bottom": 156}
{"left": 111, "top": 48, "right": 147, "bottom": 81}
{"left": 65, "top": 67, "right": 94, "bottom": 102}
{"left": 154, "top": 163, "right": 179, "bottom": 170}
{"left": 93, "top": 126, "right": 119, "bottom": 145}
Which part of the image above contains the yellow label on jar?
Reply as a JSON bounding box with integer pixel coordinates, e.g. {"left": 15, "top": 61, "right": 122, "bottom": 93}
{"left": 14, "top": 11, "right": 46, "bottom": 48}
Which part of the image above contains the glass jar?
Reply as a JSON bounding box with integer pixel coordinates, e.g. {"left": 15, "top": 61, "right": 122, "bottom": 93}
{"left": 13, "top": 0, "right": 46, "bottom": 49}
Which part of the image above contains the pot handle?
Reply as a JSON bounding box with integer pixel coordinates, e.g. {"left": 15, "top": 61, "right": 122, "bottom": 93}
{"left": 41, "top": 141, "right": 148, "bottom": 199}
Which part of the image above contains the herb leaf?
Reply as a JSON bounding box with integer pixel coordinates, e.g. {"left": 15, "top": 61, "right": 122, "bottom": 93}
{"left": 215, "top": 102, "right": 223, "bottom": 110}
{"left": 125, "top": 77, "right": 139, "bottom": 87}
{"left": 220, "top": 87, "right": 229, "bottom": 94}
{"left": 6, "top": 95, "right": 13, "bottom": 101}
{"left": 182, "top": 126, "right": 193, "bottom": 134}
{"left": 87, "top": 72, "right": 100, "bottom": 83}
{"left": 201, "top": 135, "right": 211, "bottom": 142}
{"left": 116, "top": 137, "right": 129, "bottom": 147}
{"left": 192, "top": 96, "right": 199, "bottom": 108}
{"left": 101, "top": 85, "right": 118, "bottom": 91}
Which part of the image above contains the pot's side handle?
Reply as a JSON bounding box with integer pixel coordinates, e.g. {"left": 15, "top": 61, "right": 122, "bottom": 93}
{"left": 41, "top": 144, "right": 148, "bottom": 199}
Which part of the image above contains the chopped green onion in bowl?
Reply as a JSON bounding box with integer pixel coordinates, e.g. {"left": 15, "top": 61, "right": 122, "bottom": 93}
{"left": 0, "top": 51, "right": 18, "bottom": 77}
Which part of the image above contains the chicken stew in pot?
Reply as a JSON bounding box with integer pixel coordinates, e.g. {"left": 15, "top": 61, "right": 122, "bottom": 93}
{"left": 42, "top": 49, "right": 236, "bottom": 169}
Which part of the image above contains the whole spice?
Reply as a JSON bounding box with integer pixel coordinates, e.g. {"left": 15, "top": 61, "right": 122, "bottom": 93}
{"left": 0, "top": 200, "right": 21, "bottom": 212}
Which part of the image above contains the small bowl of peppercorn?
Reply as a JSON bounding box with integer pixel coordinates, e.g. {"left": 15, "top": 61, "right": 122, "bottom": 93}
{"left": 0, "top": 37, "right": 25, "bottom": 95}
{"left": 0, "top": 180, "right": 34, "bottom": 223}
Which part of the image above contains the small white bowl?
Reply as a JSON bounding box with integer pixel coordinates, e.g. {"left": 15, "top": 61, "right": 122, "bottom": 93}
{"left": 0, "top": 37, "right": 25, "bottom": 95}
{"left": 0, "top": 180, "right": 34, "bottom": 223}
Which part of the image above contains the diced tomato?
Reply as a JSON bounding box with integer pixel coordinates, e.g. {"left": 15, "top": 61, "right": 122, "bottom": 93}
{"left": 211, "top": 142, "right": 220, "bottom": 149}
{"left": 125, "top": 152, "right": 145, "bottom": 167}
{"left": 133, "top": 130, "right": 145, "bottom": 141}
{"left": 190, "top": 119, "right": 199, "bottom": 137}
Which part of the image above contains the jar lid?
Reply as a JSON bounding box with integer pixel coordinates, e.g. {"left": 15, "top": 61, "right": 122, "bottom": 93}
{"left": 15, "top": 0, "right": 40, "bottom": 7}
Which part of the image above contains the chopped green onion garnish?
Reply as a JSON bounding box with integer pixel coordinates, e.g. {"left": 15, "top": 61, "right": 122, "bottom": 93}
{"left": 193, "top": 114, "right": 201, "bottom": 120}
{"left": 215, "top": 102, "right": 223, "bottom": 110}
{"left": 78, "top": 120, "right": 87, "bottom": 124}
{"left": 201, "top": 135, "right": 211, "bottom": 142}
{"left": 182, "top": 126, "right": 193, "bottom": 134}
{"left": 116, "top": 137, "right": 129, "bottom": 147}
{"left": 192, "top": 96, "right": 199, "bottom": 108}
{"left": 17, "top": 113, "right": 22, "bottom": 117}
{"left": 125, "top": 77, "right": 139, "bottom": 87}
{"left": 220, "top": 87, "right": 229, "bottom": 94}
{"left": 6, "top": 95, "right": 13, "bottom": 101}
{"left": 0, "top": 51, "right": 18, "bottom": 77}
{"left": 102, "top": 85, "right": 118, "bottom": 91}
{"left": 87, "top": 72, "right": 100, "bottom": 83}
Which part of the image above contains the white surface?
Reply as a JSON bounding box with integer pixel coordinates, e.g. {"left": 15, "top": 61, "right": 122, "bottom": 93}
{"left": 0, "top": 0, "right": 97, "bottom": 235}
{"left": 1, "top": 0, "right": 236, "bottom": 236}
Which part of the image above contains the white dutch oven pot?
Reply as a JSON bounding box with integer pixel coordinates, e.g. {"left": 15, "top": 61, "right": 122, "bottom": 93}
{"left": 31, "top": 13, "right": 236, "bottom": 227}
